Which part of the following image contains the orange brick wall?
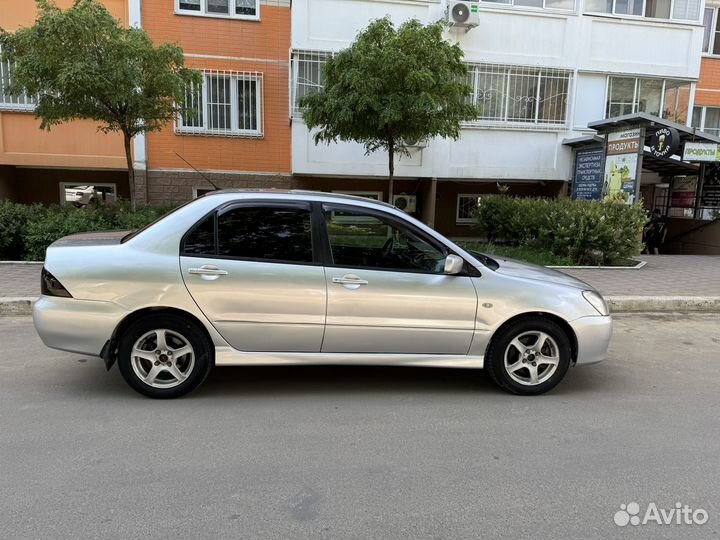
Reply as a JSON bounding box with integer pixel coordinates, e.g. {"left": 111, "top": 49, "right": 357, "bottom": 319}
{"left": 695, "top": 57, "right": 720, "bottom": 107}
{"left": 142, "top": 3, "right": 291, "bottom": 174}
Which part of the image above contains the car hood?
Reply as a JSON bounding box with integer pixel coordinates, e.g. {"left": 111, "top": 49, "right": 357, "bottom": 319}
{"left": 50, "top": 230, "right": 131, "bottom": 247}
{"left": 492, "top": 256, "right": 592, "bottom": 290}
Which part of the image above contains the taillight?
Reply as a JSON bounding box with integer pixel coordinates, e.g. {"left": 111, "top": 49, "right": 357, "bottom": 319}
{"left": 41, "top": 267, "right": 72, "bottom": 298}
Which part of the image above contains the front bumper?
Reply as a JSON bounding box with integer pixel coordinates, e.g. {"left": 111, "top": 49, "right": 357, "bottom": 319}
{"left": 33, "top": 296, "right": 128, "bottom": 357}
{"left": 569, "top": 315, "right": 612, "bottom": 365}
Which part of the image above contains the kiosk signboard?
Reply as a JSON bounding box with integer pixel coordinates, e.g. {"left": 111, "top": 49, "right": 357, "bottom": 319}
{"left": 604, "top": 129, "right": 641, "bottom": 204}
{"left": 572, "top": 148, "right": 604, "bottom": 201}
{"left": 683, "top": 142, "right": 720, "bottom": 162}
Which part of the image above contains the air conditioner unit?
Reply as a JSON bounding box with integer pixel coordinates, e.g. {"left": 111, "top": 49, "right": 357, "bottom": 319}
{"left": 447, "top": 1, "right": 479, "bottom": 29}
{"left": 400, "top": 137, "right": 428, "bottom": 150}
{"left": 392, "top": 195, "right": 417, "bottom": 213}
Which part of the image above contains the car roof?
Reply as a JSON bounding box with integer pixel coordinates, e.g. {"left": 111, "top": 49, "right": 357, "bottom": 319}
{"left": 201, "top": 188, "right": 397, "bottom": 209}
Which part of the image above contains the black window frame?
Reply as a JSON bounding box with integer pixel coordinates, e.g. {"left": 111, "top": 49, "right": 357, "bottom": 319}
{"left": 180, "top": 200, "right": 321, "bottom": 266}
{"left": 320, "top": 203, "right": 479, "bottom": 276}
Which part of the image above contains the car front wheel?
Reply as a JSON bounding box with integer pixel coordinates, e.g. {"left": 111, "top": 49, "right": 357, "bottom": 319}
{"left": 486, "top": 317, "right": 572, "bottom": 395}
{"left": 117, "top": 314, "right": 213, "bottom": 399}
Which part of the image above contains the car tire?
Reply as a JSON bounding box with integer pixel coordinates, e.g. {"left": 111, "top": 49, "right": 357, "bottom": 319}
{"left": 117, "top": 313, "right": 213, "bottom": 399}
{"left": 485, "top": 316, "right": 572, "bottom": 396}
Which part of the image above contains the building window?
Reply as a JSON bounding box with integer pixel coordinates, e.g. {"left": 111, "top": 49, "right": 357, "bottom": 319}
{"left": 192, "top": 187, "right": 215, "bottom": 199}
{"left": 702, "top": 8, "right": 720, "bottom": 54}
{"left": 331, "top": 190, "right": 383, "bottom": 202}
{"left": 291, "top": 50, "right": 332, "bottom": 117}
{"left": 606, "top": 76, "right": 691, "bottom": 124}
{"left": 176, "top": 0, "right": 259, "bottom": 19}
{"left": 0, "top": 44, "right": 35, "bottom": 111}
{"left": 585, "top": 0, "right": 700, "bottom": 20}
{"left": 482, "top": 0, "right": 574, "bottom": 10}
{"left": 59, "top": 183, "right": 117, "bottom": 206}
{"left": 178, "top": 70, "right": 263, "bottom": 137}
{"left": 691, "top": 106, "right": 720, "bottom": 136}
{"left": 464, "top": 64, "right": 572, "bottom": 128}
{"left": 456, "top": 194, "right": 482, "bottom": 224}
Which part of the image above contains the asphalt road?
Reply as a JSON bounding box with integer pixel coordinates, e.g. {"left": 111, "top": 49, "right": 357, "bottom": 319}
{"left": 1, "top": 314, "right": 719, "bottom": 540}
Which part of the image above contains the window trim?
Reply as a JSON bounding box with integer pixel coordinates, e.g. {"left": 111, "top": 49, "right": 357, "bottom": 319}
{"left": 605, "top": 75, "right": 692, "bottom": 123}
{"left": 331, "top": 190, "right": 384, "bottom": 202}
{"left": 177, "top": 71, "right": 264, "bottom": 138}
{"left": 175, "top": 0, "right": 260, "bottom": 21}
{"left": 462, "top": 63, "right": 573, "bottom": 129}
{"left": 0, "top": 44, "right": 36, "bottom": 112}
{"left": 584, "top": 0, "right": 701, "bottom": 21}
{"left": 702, "top": 7, "right": 720, "bottom": 56}
{"left": 456, "top": 194, "right": 482, "bottom": 225}
{"left": 320, "top": 203, "right": 463, "bottom": 276}
{"left": 180, "top": 200, "right": 321, "bottom": 266}
{"left": 691, "top": 105, "right": 720, "bottom": 136}
{"left": 479, "top": 0, "right": 576, "bottom": 12}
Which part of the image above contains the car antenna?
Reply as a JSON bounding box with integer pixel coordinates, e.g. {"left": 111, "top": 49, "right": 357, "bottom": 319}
{"left": 175, "top": 152, "right": 220, "bottom": 191}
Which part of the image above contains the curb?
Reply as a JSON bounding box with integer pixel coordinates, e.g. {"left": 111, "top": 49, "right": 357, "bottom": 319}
{"left": 0, "top": 297, "right": 36, "bottom": 316}
{"left": 2, "top": 296, "right": 720, "bottom": 317}
{"left": 607, "top": 296, "right": 720, "bottom": 313}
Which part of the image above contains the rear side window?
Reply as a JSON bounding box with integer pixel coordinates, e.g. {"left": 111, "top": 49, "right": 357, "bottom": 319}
{"left": 183, "top": 214, "right": 216, "bottom": 255}
{"left": 217, "top": 206, "right": 313, "bottom": 263}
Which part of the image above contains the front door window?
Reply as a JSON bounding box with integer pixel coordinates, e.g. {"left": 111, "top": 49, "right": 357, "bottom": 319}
{"left": 324, "top": 208, "right": 446, "bottom": 273}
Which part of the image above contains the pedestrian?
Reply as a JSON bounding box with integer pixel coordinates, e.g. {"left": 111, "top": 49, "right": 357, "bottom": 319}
{"left": 643, "top": 208, "right": 666, "bottom": 255}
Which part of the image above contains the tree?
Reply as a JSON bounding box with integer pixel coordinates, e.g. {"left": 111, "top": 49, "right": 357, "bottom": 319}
{"left": 299, "top": 17, "right": 480, "bottom": 198}
{"left": 0, "top": 0, "right": 201, "bottom": 206}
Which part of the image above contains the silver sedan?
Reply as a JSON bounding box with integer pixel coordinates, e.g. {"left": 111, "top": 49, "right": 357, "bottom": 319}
{"left": 33, "top": 190, "right": 612, "bottom": 398}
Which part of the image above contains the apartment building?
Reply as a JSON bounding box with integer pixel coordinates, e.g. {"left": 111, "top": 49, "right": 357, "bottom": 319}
{"left": 290, "top": 0, "right": 705, "bottom": 236}
{"left": 137, "top": 0, "right": 292, "bottom": 205}
{"left": 0, "top": 0, "right": 132, "bottom": 205}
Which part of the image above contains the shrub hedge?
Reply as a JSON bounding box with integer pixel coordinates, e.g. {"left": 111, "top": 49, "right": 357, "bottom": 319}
{"left": 0, "top": 201, "right": 171, "bottom": 261}
{"left": 473, "top": 196, "right": 646, "bottom": 265}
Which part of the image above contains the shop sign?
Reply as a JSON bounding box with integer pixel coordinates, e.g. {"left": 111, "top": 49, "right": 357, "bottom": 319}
{"left": 683, "top": 142, "right": 720, "bottom": 162}
{"left": 671, "top": 176, "right": 697, "bottom": 209}
{"left": 572, "top": 148, "right": 604, "bottom": 201}
{"left": 607, "top": 129, "right": 641, "bottom": 155}
{"left": 648, "top": 127, "right": 679, "bottom": 159}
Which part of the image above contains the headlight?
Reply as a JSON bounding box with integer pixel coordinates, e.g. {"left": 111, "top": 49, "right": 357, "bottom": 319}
{"left": 583, "top": 290, "right": 609, "bottom": 316}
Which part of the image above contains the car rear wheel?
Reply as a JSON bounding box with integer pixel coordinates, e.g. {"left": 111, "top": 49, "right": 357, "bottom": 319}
{"left": 486, "top": 317, "right": 572, "bottom": 395}
{"left": 117, "top": 314, "right": 213, "bottom": 399}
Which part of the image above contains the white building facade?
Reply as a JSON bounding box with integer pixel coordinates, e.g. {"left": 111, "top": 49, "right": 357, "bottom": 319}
{"left": 289, "top": 0, "right": 705, "bottom": 235}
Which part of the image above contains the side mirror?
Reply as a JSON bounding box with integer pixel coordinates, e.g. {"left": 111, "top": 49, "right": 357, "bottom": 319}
{"left": 444, "top": 254, "right": 464, "bottom": 275}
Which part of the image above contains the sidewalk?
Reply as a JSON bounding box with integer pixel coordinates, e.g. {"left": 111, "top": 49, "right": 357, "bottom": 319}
{"left": 1, "top": 255, "right": 719, "bottom": 313}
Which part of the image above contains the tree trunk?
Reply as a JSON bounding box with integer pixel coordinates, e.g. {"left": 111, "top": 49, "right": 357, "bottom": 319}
{"left": 388, "top": 138, "right": 395, "bottom": 202}
{"left": 123, "top": 131, "right": 136, "bottom": 211}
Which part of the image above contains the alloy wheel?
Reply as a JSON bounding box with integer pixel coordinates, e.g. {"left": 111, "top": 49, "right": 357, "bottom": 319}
{"left": 503, "top": 330, "right": 560, "bottom": 386}
{"left": 130, "top": 329, "right": 195, "bottom": 389}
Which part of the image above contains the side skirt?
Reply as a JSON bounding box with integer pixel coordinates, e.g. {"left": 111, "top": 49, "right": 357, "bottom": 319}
{"left": 215, "top": 347, "right": 484, "bottom": 369}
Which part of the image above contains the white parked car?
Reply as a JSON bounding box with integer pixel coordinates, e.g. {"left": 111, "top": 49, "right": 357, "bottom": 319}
{"left": 64, "top": 185, "right": 97, "bottom": 206}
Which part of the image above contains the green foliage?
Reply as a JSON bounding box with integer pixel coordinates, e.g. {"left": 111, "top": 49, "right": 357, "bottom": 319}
{"left": 0, "top": 0, "right": 201, "bottom": 201}
{"left": 0, "top": 202, "right": 44, "bottom": 260}
{"left": 473, "top": 196, "right": 646, "bottom": 265}
{"left": 457, "top": 242, "right": 576, "bottom": 267}
{"left": 0, "top": 201, "right": 172, "bottom": 261}
{"left": 299, "top": 17, "right": 479, "bottom": 180}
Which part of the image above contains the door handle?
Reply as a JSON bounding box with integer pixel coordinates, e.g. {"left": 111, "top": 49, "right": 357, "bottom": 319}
{"left": 188, "top": 265, "right": 228, "bottom": 279}
{"left": 332, "top": 275, "right": 368, "bottom": 287}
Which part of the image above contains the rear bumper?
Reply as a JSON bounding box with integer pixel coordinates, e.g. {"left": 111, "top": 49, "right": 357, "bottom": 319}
{"left": 33, "top": 296, "right": 128, "bottom": 357}
{"left": 569, "top": 315, "right": 612, "bottom": 366}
